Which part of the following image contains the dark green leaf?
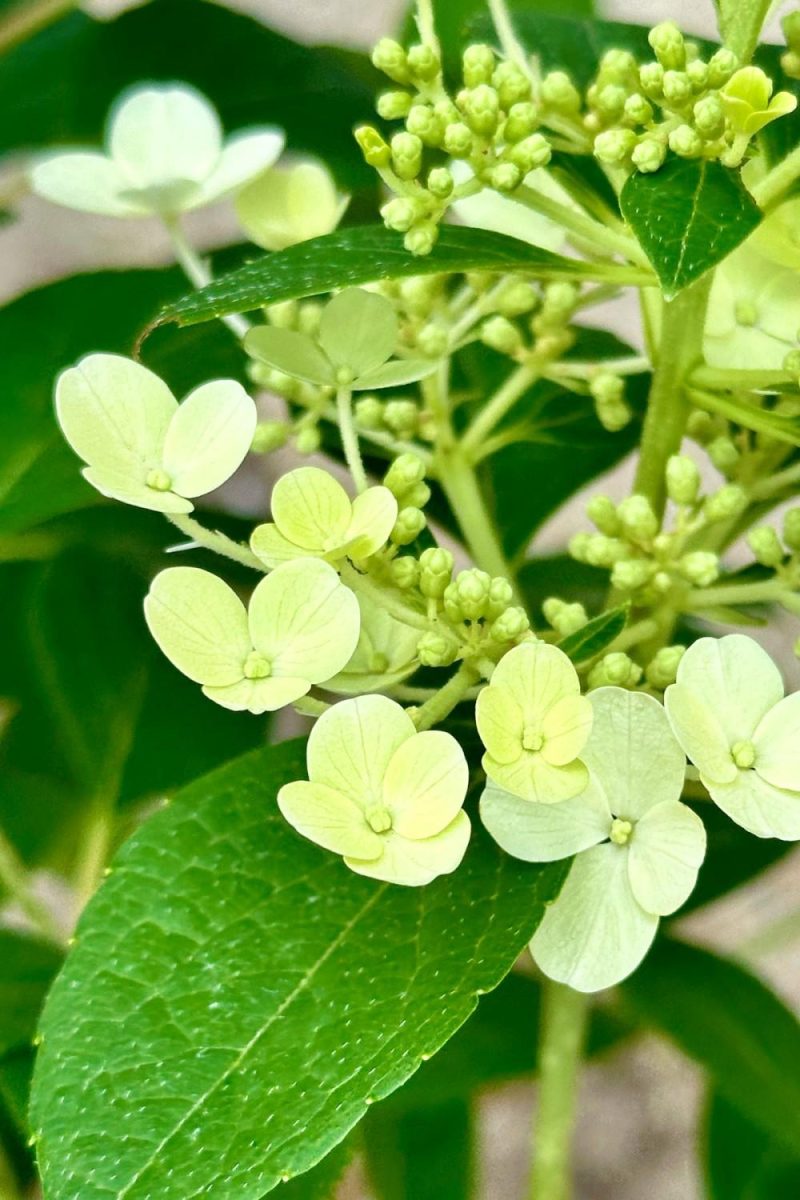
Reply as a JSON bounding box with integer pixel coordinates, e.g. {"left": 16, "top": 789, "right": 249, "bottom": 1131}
{"left": 558, "top": 604, "right": 628, "bottom": 663}
{"left": 705, "top": 1091, "right": 800, "bottom": 1200}
{"left": 31, "top": 740, "right": 567, "bottom": 1200}
{"left": 622, "top": 938, "right": 800, "bottom": 1156}
{"left": 364, "top": 1097, "right": 473, "bottom": 1200}
{"left": 714, "top": 0, "right": 772, "bottom": 63}
{"left": 620, "top": 159, "right": 762, "bottom": 298}
{"left": 278, "top": 1141, "right": 353, "bottom": 1200}
{"left": 155, "top": 225, "right": 649, "bottom": 329}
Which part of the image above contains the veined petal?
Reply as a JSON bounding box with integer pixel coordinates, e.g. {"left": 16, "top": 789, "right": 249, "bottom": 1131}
{"left": 490, "top": 642, "right": 580, "bottom": 728}
{"left": 753, "top": 692, "right": 800, "bottom": 790}
{"left": 583, "top": 688, "right": 686, "bottom": 818}
{"left": 189, "top": 128, "right": 285, "bottom": 208}
{"left": 162, "top": 380, "right": 256, "bottom": 498}
{"left": 235, "top": 160, "right": 344, "bottom": 251}
{"left": 319, "top": 289, "right": 397, "bottom": 376}
{"left": 30, "top": 152, "right": 146, "bottom": 217}
{"left": 530, "top": 843, "right": 658, "bottom": 993}
{"left": 480, "top": 778, "right": 610, "bottom": 862}
{"left": 248, "top": 558, "right": 359, "bottom": 683}
{"left": 244, "top": 327, "right": 335, "bottom": 387}
{"left": 81, "top": 465, "right": 193, "bottom": 513}
{"left": 203, "top": 675, "right": 309, "bottom": 713}
{"left": 383, "top": 731, "right": 469, "bottom": 838}
{"left": 743, "top": 92, "right": 797, "bottom": 136}
{"left": 353, "top": 359, "right": 439, "bottom": 390}
{"left": 627, "top": 800, "right": 706, "bottom": 916}
{"left": 342, "top": 486, "right": 398, "bottom": 558}
{"left": 541, "top": 693, "right": 593, "bottom": 766}
{"left": 671, "top": 635, "right": 784, "bottom": 745}
{"left": 664, "top": 682, "right": 738, "bottom": 785}
{"left": 110, "top": 85, "right": 222, "bottom": 194}
{"left": 307, "top": 695, "right": 415, "bottom": 808}
{"left": 475, "top": 684, "right": 524, "bottom": 764}
{"left": 250, "top": 523, "right": 318, "bottom": 567}
{"left": 325, "top": 591, "right": 420, "bottom": 695}
{"left": 482, "top": 751, "right": 588, "bottom": 804}
{"left": 278, "top": 780, "right": 383, "bottom": 859}
{"left": 270, "top": 466, "right": 352, "bottom": 550}
{"left": 55, "top": 353, "right": 176, "bottom": 475}
{"left": 144, "top": 566, "right": 250, "bottom": 686}
{"left": 345, "top": 811, "right": 471, "bottom": 886}
{"left": 707, "top": 771, "right": 800, "bottom": 841}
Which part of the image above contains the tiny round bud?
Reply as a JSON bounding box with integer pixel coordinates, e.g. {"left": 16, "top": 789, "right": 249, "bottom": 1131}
{"left": 486, "top": 576, "right": 514, "bottom": 619}
{"left": 569, "top": 532, "right": 592, "bottom": 562}
{"left": 384, "top": 399, "right": 419, "bottom": 435}
{"left": 783, "top": 507, "right": 800, "bottom": 552}
{"left": 612, "top": 558, "right": 654, "bottom": 592}
{"left": 594, "top": 84, "right": 627, "bottom": 120}
{"left": 541, "top": 71, "right": 581, "bottom": 114}
{"left": 453, "top": 568, "right": 492, "bottom": 620}
{"left": 747, "top": 526, "right": 784, "bottom": 568}
{"left": 417, "top": 631, "right": 458, "bottom": 668}
{"left": 490, "top": 606, "right": 530, "bottom": 642}
{"left": 542, "top": 281, "right": 579, "bottom": 321}
{"left": 669, "top": 123, "right": 703, "bottom": 157}
{"left": 496, "top": 278, "right": 538, "bottom": 318}
{"left": 392, "top": 506, "right": 427, "bottom": 545}
{"left": 391, "top": 131, "right": 423, "bottom": 180}
{"left": 419, "top": 546, "right": 454, "bottom": 598}
{"left": 354, "top": 395, "right": 384, "bottom": 430}
{"left": 707, "top": 48, "right": 739, "bottom": 88}
{"left": 381, "top": 196, "right": 420, "bottom": 233}
{"left": 266, "top": 298, "right": 298, "bottom": 329}
{"left": 407, "top": 42, "right": 440, "bottom": 81}
{"left": 686, "top": 59, "right": 709, "bottom": 92}
{"left": 588, "top": 652, "right": 642, "bottom": 690}
{"left": 589, "top": 370, "right": 624, "bottom": 406}
{"left": 693, "top": 93, "right": 726, "bottom": 138}
{"left": 662, "top": 70, "right": 692, "bottom": 105}
{"left": 377, "top": 90, "right": 413, "bottom": 120}
{"left": 463, "top": 43, "right": 496, "bottom": 87}
{"left": 600, "top": 49, "right": 638, "bottom": 83}
{"left": 356, "top": 125, "right": 391, "bottom": 167}
{"left": 481, "top": 315, "right": 524, "bottom": 356}
{"left": 406, "top": 104, "right": 445, "bottom": 147}
{"left": 639, "top": 62, "right": 665, "bottom": 99}
{"left": 632, "top": 136, "right": 667, "bottom": 173}
{"left": 646, "top": 645, "right": 686, "bottom": 689}
{"left": 687, "top": 410, "right": 715, "bottom": 442}
{"left": 618, "top": 494, "right": 659, "bottom": 542}
{"left": 416, "top": 323, "right": 449, "bottom": 357}
{"left": 372, "top": 38, "right": 410, "bottom": 84}
{"left": 704, "top": 483, "right": 747, "bottom": 522}
{"left": 405, "top": 222, "right": 438, "bottom": 256}
{"left": 493, "top": 61, "right": 532, "bottom": 109}
{"left": 624, "top": 93, "right": 654, "bottom": 125}
{"left": 594, "top": 128, "right": 637, "bottom": 165}
{"left": 586, "top": 494, "right": 620, "bottom": 536}
{"left": 584, "top": 534, "right": 629, "bottom": 568}
{"left": 487, "top": 161, "right": 523, "bottom": 191}
{"left": 427, "top": 166, "right": 454, "bottom": 198}
{"left": 146, "top": 468, "right": 172, "bottom": 492}
{"left": 390, "top": 555, "right": 420, "bottom": 589}
{"left": 251, "top": 420, "right": 290, "bottom": 453}
{"left": 404, "top": 481, "right": 431, "bottom": 508}
{"left": 707, "top": 436, "right": 740, "bottom": 476}
{"left": 507, "top": 132, "right": 552, "bottom": 172}
{"left": 443, "top": 121, "right": 474, "bottom": 156}
{"left": 384, "top": 452, "right": 426, "bottom": 498}
{"left": 543, "top": 597, "right": 588, "bottom": 636}
{"left": 666, "top": 454, "right": 700, "bottom": 505}
{"left": 460, "top": 84, "right": 500, "bottom": 135}
{"left": 781, "top": 49, "right": 800, "bottom": 80}
{"left": 678, "top": 550, "right": 720, "bottom": 587}
{"left": 648, "top": 21, "right": 686, "bottom": 71}
{"left": 504, "top": 101, "right": 539, "bottom": 142}
{"left": 294, "top": 425, "right": 321, "bottom": 454}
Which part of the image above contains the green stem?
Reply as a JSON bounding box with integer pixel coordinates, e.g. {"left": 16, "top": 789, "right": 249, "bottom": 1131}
{"left": 684, "top": 577, "right": 788, "bottom": 610}
{"left": 415, "top": 0, "right": 438, "bottom": 50}
{"left": 549, "top": 354, "right": 651, "bottom": 381}
{"left": 167, "top": 513, "right": 266, "bottom": 571}
{"left": 488, "top": 0, "right": 531, "bottom": 75}
{"left": 461, "top": 360, "right": 541, "bottom": 457}
{"left": 751, "top": 143, "right": 800, "bottom": 210}
{"left": 690, "top": 365, "right": 792, "bottom": 391}
{"left": 515, "top": 185, "right": 650, "bottom": 266}
{"left": 412, "top": 662, "right": 480, "bottom": 731}
{"left": 0, "top": 826, "right": 63, "bottom": 946}
{"left": 530, "top": 980, "right": 589, "bottom": 1200}
{"left": 71, "top": 802, "right": 114, "bottom": 915}
{"left": 336, "top": 386, "right": 368, "bottom": 493}
{"left": 163, "top": 217, "right": 250, "bottom": 340}
{"left": 633, "top": 275, "right": 712, "bottom": 518}
{"left": 750, "top": 459, "right": 800, "bottom": 501}
{"left": 0, "top": 0, "right": 77, "bottom": 53}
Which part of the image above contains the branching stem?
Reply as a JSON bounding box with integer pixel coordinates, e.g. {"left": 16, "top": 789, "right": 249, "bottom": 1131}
{"left": 530, "top": 980, "right": 589, "bottom": 1200}
{"left": 336, "top": 386, "right": 368, "bottom": 493}
{"left": 163, "top": 217, "right": 250, "bottom": 340}
{"left": 412, "top": 662, "right": 480, "bottom": 731}
{"left": 166, "top": 513, "right": 266, "bottom": 571}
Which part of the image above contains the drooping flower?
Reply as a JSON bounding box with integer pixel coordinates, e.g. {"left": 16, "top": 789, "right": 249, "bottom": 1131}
{"left": 481, "top": 687, "right": 706, "bottom": 992}
{"left": 250, "top": 466, "right": 397, "bottom": 567}
{"left": 244, "top": 287, "right": 436, "bottom": 391}
{"left": 235, "top": 159, "right": 348, "bottom": 250}
{"left": 325, "top": 590, "right": 420, "bottom": 695}
{"left": 55, "top": 353, "right": 257, "bottom": 513}
{"left": 665, "top": 634, "right": 800, "bottom": 840}
{"left": 476, "top": 641, "right": 593, "bottom": 803}
{"left": 30, "top": 83, "right": 284, "bottom": 219}
{"left": 278, "top": 695, "right": 471, "bottom": 885}
{"left": 144, "top": 559, "right": 359, "bottom": 713}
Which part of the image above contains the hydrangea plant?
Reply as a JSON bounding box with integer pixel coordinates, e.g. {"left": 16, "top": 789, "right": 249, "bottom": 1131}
{"left": 5, "top": 0, "right": 800, "bottom": 1198}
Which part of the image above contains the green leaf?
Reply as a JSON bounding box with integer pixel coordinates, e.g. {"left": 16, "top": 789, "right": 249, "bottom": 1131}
{"left": 620, "top": 159, "right": 762, "bottom": 298}
{"left": 622, "top": 938, "right": 800, "bottom": 1156}
{"left": 714, "top": 0, "right": 773, "bottom": 63}
{"left": 558, "top": 604, "right": 628, "bottom": 663}
{"left": 155, "top": 225, "right": 649, "bottom": 329}
{"left": 364, "top": 1097, "right": 473, "bottom": 1200}
{"left": 31, "top": 740, "right": 567, "bottom": 1200}
{"left": 705, "top": 1091, "right": 800, "bottom": 1200}
{"left": 692, "top": 389, "right": 800, "bottom": 447}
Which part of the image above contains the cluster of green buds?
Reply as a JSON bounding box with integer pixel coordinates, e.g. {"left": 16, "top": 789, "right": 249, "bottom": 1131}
{"left": 248, "top": 297, "right": 328, "bottom": 455}
{"left": 358, "top": 37, "right": 552, "bottom": 253}
{"left": 588, "top": 369, "right": 633, "bottom": 432}
{"left": 747, "top": 510, "right": 800, "bottom": 617}
{"left": 781, "top": 11, "right": 800, "bottom": 80}
{"left": 586, "top": 21, "right": 796, "bottom": 173}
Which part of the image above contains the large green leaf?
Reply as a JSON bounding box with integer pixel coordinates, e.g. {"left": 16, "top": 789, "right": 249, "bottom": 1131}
{"left": 364, "top": 1097, "right": 473, "bottom": 1200}
{"left": 623, "top": 938, "right": 800, "bottom": 1156}
{"left": 0, "top": 0, "right": 376, "bottom": 188}
{"left": 155, "top": 225, "right": 650, "bottom": 329}
{"left": 713, "top": 0, "right": 773, "bottom": 63}
{"left": 620, "top": 160, "right": 762, "bottom": 298}
{"left": 705, "top": 1091, "right": 800, "bottom": 1200}
{"left": 31, "top": 740, "right": 566, "bottom": 1200}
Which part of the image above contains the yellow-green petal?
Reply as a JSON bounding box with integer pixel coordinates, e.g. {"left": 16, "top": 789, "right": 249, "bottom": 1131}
{"left": 353, "top": 359, "right": 438, "bottom": 391}
{"left": 480, "top": 778, "right": 610, "bottom": 862}
{"left": 541, "top": 693, "right": 594, "bottom": 767}
{"left": 325, "top": 590, "right": 420, "bottom": 695}
{"left": 475, "top": 684, "right": 524, "bottom": 765}
{"left": 190, "top": 128, "right": 285, "bottom": 210}
{"left": 250, "top": 524, "right": 317, "bottom": 567}
{"left": 203, "top": 675, "right": 310, "bottom": 714}
{"left": 244, "top": 326, "right": 335, "bottom": 386}
{"left": 144, "top": 566, "right": 250, "bottom": 686}
{"left": 342, "top": 486, "right": 398, "bottom": 558}
{"left": 271, "top": 466, "right": 352, "bottom": 551}
{"left": 345, "top": 811, "right": 471, "bottom": 886}
{"left": 319, "top": 289, "right": 397, "bottom": 376}
{"left": 235, "top": 160, "right": 344, "bottom": 251}
{"left": 490, "top": 642, "right": 581, "bottom": 728}
{"left": 753, "top": 692, "right": 800, "bottom": 791}
{"left": 81, "top": 465, "right": 193, "bottom": 514}
{"left": 307, "top": 695, "right": 415, "bottom": 808}
{"left": 382, "top": 730, "right": 469, "bottom": 839}
{"left": 482, "top": 750, "right": 588, "bottom": 804}
{"left": 162, "top": 379, "right": 256, "bottom": 498}
{"left": 664, "top": 682, "right": 736, "bottom": 785}
{"left": 627, "top": 800, "right": 706, "bottom": 916}
{"left": 706, "top": 771, "right": 800, "bottom": 841}
{"left": 109, "top": 85, "right": 222, "bottom": 202}
{"left": 278, "top": 780, "right": 383, "bottom": 859}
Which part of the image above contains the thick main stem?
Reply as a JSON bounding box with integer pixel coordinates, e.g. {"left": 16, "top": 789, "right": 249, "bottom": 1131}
{"left": 530, "top": 981, "right": 589, "bottom": 1200}
{"left": 413, "top": 662, "right": 480, "bottom": 731}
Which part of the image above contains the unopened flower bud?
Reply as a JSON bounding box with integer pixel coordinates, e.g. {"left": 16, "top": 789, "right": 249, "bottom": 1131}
{"left": 390, "top": 556, "right": 420, "bottom": 589}
{"left": 481, "top": 315, "right": 523, "bottom": 356}
{"left": 584, "top": 534, "right": 629, "bottom": 568}
{"left": 669, "top": 124, "right": 703, "bottom": 157}
{"left": 251, "top": 420, "right": 290, "bottom": 453}
{"left": 460, "top": 84, "right": 501, "bottom": 135}
{"left": 493, "top": 62, "right": 531, "bottom": 109}
{"left": 391, "top": 131, "right": 423, "bottom": 180}
{"left": 384, "top": 399, "right": 419, "bottom": 435}
{"left": 406, "top": 104, "right": 445, "bottom": 147}
{"left": 354, "top": 395, "right": 384, "bottom": 430}
{"left": 707, "top": 48, "right": 738, "bottom": 88}
{"left": 504, "top": 101, "right": 539, "bottom": 142}
{"left": 594, "top": 84, "right": 627, "bottom": 120}
{"left": 486, "top": 576, "right": 514, "bottom": 619}
{"left": 392, "top": 506, "right": 427, "bottom": 545}
{"left": 508, "top": 133, "right": 552, "bottom": 172}
{"left": 646, "top": 644, "right": 686, "bottom": 689}
{"left": 586, "top": 494, "right": 620, "bottom": 536}
{"left": 377, "top": 90, "right": 413, "bottom": 120}
{"left": 381, "top": 197, "right": 420, "bottom": 233}
{"left": 490, "top": 606, "right": 530, "bottom": 642}
{"left": 452, "top": 568, "right": 492, "bottom": 620}
{"left": 639, "top": 63, "right": 665, "bottom": 102}
{"left": 419, "top": 546, "right": 454, "bottom": 598}
{"left": 356, "top": 125, "right": 391, "bottom": 167}
{"left": 372, "top": 38, "right": 410, "bottom": 83}
{"left": 266, "top": 299, "right": 298, "bottom": 329}
{"left": 294, "top": 425, "right": 321, "bottom": 454}
{"left": 407, "top": 43, "right": 440, "bottom": 81}
{"left": 443, "top": 121, "right": 474, "bottom": 156}
{"left": 748, "top": 526, "right": 784, "bottom": 567}
{"left": 648, "top": 21, "right": 686, "bottom": 70}
{"left": 588, "top": 652, "right": 642, "bottom": 690}
{"left": 600, "top": 49, "right": 638, "bottom": 82}
{"left": 543, "top": 597, "right": 588, "bottom": 636}
{"left": 417, "top": 323, "right": 449, "bottom": 357}
{"left": 541, "top": 71, "right": 582, "bottom": 114}
{"left": 487, "top": 161, "right": 523, "bottom": 191}
{"left": 666, "top": 454, "right": 700, "bottom": 505}
{"left": 693, "top": 93, "right": 726, "bottom": 138}
{"left": 632, "top": 136, "right": 667, "bottom": 173}
{"left": 405, "top": 222, "right": 438, "bottom": 256}
{"left": 783, "top": 507, "right": 800, "bottom": 551}
{"left": 662, "top": 70, "right": 692, "bottom": 105}
{"left": 619, "top": 494, "right": 659, "bottom": 542}
{"left": 417, "top": 631, "right": 458, "bottom": 668}
{"left": 781, "top": 49, "right": 800, "bottom": 79}
{"left": 707, "top": 436, "right": 740, "bottom": 475}
{"left": 427, "top": 166, "right": 454, "bottom": 198}
{"left": 704, "top": 483, "right": 747, "bottom": 522}
{"left": 678, "top": 550, "right": 720, "bottom": 587}
{"left": 612, "top": 558, "right": 654, "bottom": 592}
{"left": 687, "top": 59, "right": 709, "bottom": 92}
{"left": 384, "top": 452, "right": 426, "bottom": 498}
{"left": 463, "top": 43, "right": 495, "bottom": 87}
{"left": 624, "top": 93, "right": 654, "bottom": 125}
{"left": 594, "top": 128, "right": 637, "bottom": 165}
{"left": 569, "top": 532, "right": 592, "bottom": 562}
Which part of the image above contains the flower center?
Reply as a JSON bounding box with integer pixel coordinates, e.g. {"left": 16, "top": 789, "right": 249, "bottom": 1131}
{"left": 609, "top": 818, "right": 634, "bottom": 846}
{"left": 366, "top": 806, "right": 393, "bottom": 834}
{"left": 243, "top": 651, "right": 272, "bottom": 680}
{"left": 336, "top": 365, "right": 356, "bottom": 387}
{"left": 731, "top": 739, "right": 756, "bottom": 769}
{"left": 522, "top": 725, "right": 544, "bottom": 753}
{"left": 145, "top": 468, "right": 173, "bottom": 492}
{"left": 734, "top": 299, "right": 759, "bottom": 328}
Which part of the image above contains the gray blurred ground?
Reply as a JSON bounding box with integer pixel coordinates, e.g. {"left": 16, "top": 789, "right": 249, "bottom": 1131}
{"left": 3, "top": 2, "right": 800, "bottom": 1198}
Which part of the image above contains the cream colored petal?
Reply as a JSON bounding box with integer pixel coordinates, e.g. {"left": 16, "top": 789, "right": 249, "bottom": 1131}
{"left": 144, "top": 566, "right": 250, "bottom": 686}
{"left": 162, "top": 380, "right": 256, "bottom": 498}
{"left": 235, "top": 160, "right": 343, "bottom": 250}
{"left": 250, "top": 523, "right": 318, "bottom": 567}
{"left": 30, "top": 152, "right": 146, "bottom": 217}
{"left": 270, "top": 466, "right": 352, "bottom": 550}
{"left": 319, "top": 288, "right": 397, "bottom": 376}
{"left": 189, "top": 128, "right": 285, "bottom": 209}
{"left": 664, "top": 682, "right": 737, "bottom": 785}
{"left": 325, "top": 590, "right": 420, "bottom": 694}
{"left": 541, "top": 693, "right": 594, "bottom": 766}
{"left": 707, "top": 771, "right": 800, "bottom": 841}
{"left": 753, "top": 692, "right": 800, "bottom": 791}
{"left": 342, "top": 486, "right": 398, "bottom": 558}
{"left": 345, "top": 811, "right": 471, "bottom": 886}
{"left": 671, "top": 635, "right": 784, "bottom": 745}
{"left": 482, "top": 751, "right": 588, "bottom": 804}
{"left": 110, "top": 85, "right": 222, "bottom": 194}
{"left": 353, "top": 359, "right": 439, "bottom": 390}
{"left": 382, "top": 731, "right": 469, "bottom": 838}
{"left": 449, "top": 162, "right": 567, "bottom": 251}
{"left": 244, "top": 326, "right": 335, "bottom": 387}
{"left": 480, "top": 778, "right": 610, "bottom": 862}
{"left": 278, "top": 780, "right": 383, "bottom": 859}
{"left": 476, "top": 684, "right": 524, "bottom": 765}
{"left": 490, "top": 642, "right": 580, "bottom": 727}
{"left": 81, "top": 466, "right": 193, "bottom": 513}
{"left": 203, "top": 676, "right": 310, "bottom": 713}
{"left": 530, "top": 843, "right": 658, "bottom": 993}
{"left": 306, "top": 694, "right": 415, "bottom": 807}
{"left": 627, "top": 800, "right": 706, "bottom": 916}
{"left": 583, "top": 687, "right": 686, "bottom": 818}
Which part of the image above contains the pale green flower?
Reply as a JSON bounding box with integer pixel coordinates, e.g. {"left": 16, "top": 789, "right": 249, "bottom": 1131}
{"left": 476, "top": 641, "right": 593, "bottom": 803}
{"left": 55, "top": 353, "right": 257, "bottom": 513}
{"left": 30, "top": 83, "right": 284, "bottom": 218}
{"left": 665, "top": 635, "right": 800, "bottom": 840}
{"left": 235, "top": 159, "right": 348, "bottom": 251}
{"left": 144, "top": 559, "right": 359, "bottom": 713}
{"left": 448, "top": 161, "right": 567, "bottom": 252}
{"left": 721, "top": 67, "right": 797, "bottom": 137}
{"left": 325, "top": 590, "right": 420, "bottom": 695}
{"left": 278, "top": 695, "right": 471, "bottom": 885}
{"left": 251, "top": 466, "right": 397, "bottom": 567}
{"left": 705, "top": 239, "right": 800, "bottom": 369}
{"left": 244, "top": 288, "right": 436, "bottom": 390}
{"left": 481, "top": 688, "right": 706, "bottom": 992}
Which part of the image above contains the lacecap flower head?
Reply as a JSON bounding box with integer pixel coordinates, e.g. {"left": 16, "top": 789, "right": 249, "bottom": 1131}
{"left": 476, "top": 641, "right": 593, "bottom": 803}
{"left": 279, "top": 695, "right": 471, "bottom": 885}
{"left": 235, "top": 158, "right": 348, "bottom": 251}
{"left": 325, "top": 590, "right": 420, "bottom": 695}
{"left": 31, "top": 83, "right": 284, "bottom": 219}
{"left": 56, "top": 354, "right": 257, "bottom": 513}
{"left": 481, "top": 688, "right": 706, "bottom": 992}
{"left": 666, "top": 635, "right": 800, "bottom": 840}
{"left": 144, "top": 559, "right": 359, "bottom": 713}
{"left": 245, "top": 287, "right": 436, "bottom": 391}
{"left": 251, "top": 466, "right": 397, "bottom": 567}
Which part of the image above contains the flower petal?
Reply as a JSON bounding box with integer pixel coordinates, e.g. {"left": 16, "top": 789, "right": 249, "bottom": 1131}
{"left": 530, "top": 843, "right": 658, "bottom": 993}
{"left": 476, "top": 684, "right": 524, "bottom": 764}
{"left": 189, "top": 128, "right": 285, "bottom": 209}
{"left": 162, "top": 380, "right": 256, "bottom": 498}
{"left": 670, "top": 635, "right": 784, "bottom": 746}
{"left": 541, "top": 693, "right": 594, "bottom": 766}
{"left": 144, "top": 566, "right": 250, "bottom": 686}
{"left": 203, "top": 676, "right": 309, "bottom": 713}
{"left": 343, "top": 486, "right": 398, "bottom": 558}
{"left": 482, "top": 751, "right": 589, "bottom": 804}
{"left": 306, "top": 694, "right": 415, "bottom": 807}
{"left": 109, "top": 85, "right": 222, "bottom": 196}
{"left": 235, "top": 160, "right": 344, "bottom": 251}
{"left": 249, "top": 523, "right": 318, "bottom": 567}
{"left": 753, "top": 692, "right": 800, "bottom": 790}
{"left": 583, "top": 687, "right": 686, "bottom": 818}
{"left": 664, "top": 681, "right": 737, "bottom": 785}
{"left": 490, "top": 642, "right": 581, "bottom": 728}
{"left": 325, "top": 590, "right": 420, "bottom": 695}
{"left": 30, "top": 152, "right": 146, "bottom": 217}
{"left": 448, "top": 161, "right": 567, "bottom": 251}
{"left": 319, "top": 288, "right": 397, "bottom": 376}
{"left": 480, "top": 778, "right": 610, "bottom": 862}
{"left": 382, "top": 731, "right": 469, "bottom": 838}
{"left": 353, "top": 359, "right": 439, "bottom": 390}
{"left": 345, "top": 811, "right": 471, "bottom": 886}
{"left": 244, "top": 327, "right": 335, "bottom": 387}
{"left": 81, "top": 465, "right": 193, "bottom": 513}
{"left": 706, "top": 771, "right": 800, "bottom": 841}
{"left": 278, "top": 780, "right": 383, "bottom": 859}
{"left": 627, "top": 800, "right": 706, "bottom": 916}
{"left": 270, "top": 466, "right": 352, "bottom": 550}
{"left": 248, "top": 558, "right": 359, "bottom": 684}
